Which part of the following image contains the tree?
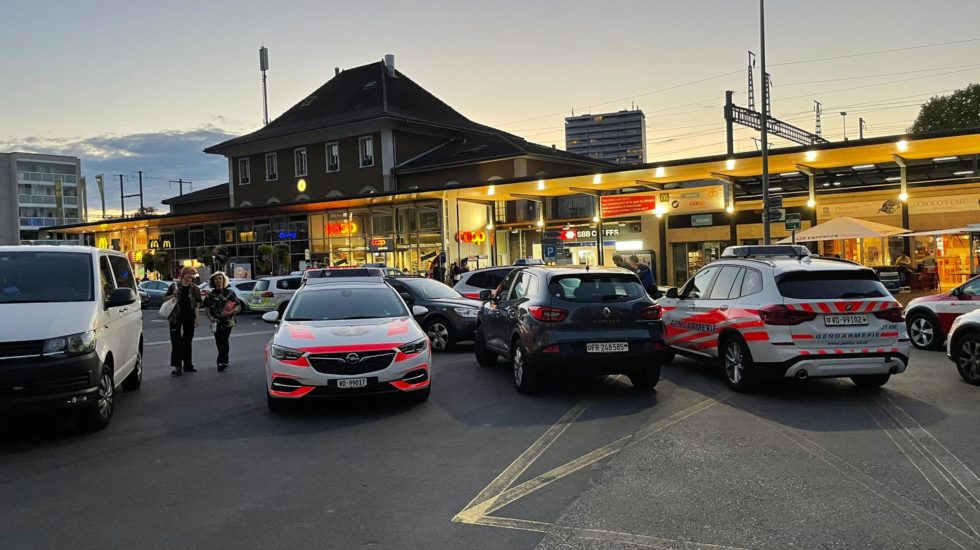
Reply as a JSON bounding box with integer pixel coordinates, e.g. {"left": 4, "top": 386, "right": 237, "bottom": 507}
{"left": 910, "top": 83, "right": 980, "bottom": 133}
{"left": 147, "top": 251, "right": 172, "bottom": 279}
{"left": 256, "top": 244, "right": 273, "bottom": 274}
{"left": 273, "top": 244, "right": 291, "bottom": 275}
{"left": 142, "top": 251, "right": 156, "bottom": 276}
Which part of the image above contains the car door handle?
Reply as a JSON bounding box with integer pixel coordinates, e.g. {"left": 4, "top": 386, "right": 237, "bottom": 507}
{"left": 118, "top": 307, "right": 128, "bottom": 313}
{"left": 719, "top": 305, "right": 729, "bottom": 310}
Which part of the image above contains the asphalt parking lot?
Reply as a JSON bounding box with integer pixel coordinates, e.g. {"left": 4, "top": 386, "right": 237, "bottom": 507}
{"left": 1, "top": 314, "right": 978, "bottom": 550}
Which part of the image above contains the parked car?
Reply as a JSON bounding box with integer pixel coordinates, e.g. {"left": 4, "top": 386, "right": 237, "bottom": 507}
{"left": 513, "top": 258, "right": 545, "bottom": 266}
{"left": 301, "top": 267, "right": 384, "bottom": 285}
{"left": 199, "top": 278, "right": 256, "bottom": 310}
{"left": 386, "top": 276, "right": 481, "bottom": 351}
{"left": 474, "top": 266, "right": 665, "bottom": 394}
{"left": 249, "top": 275, "right": 303, "bottom": 316}
{"left": 139, "top": 279, "right": 173, "bottom": 306}
{"left": 261, "top": 280, "right": 432, "bottom": 410}
{"left": 659, "top": 245, "right": 909, "bottom": 392}
{"left": 363, "top": 263, "right": 406, "bottom": 277}
{"left": 947, "top": 308, "right": 980, "bottom": 385}
{"left": 453, "top": 266, "right": 518, "bottom": 299}
{"left": 0, "top": 246, "right": 143, "bottom": 431}
{"left": 904, "top": 275, "right": 980, "bottom": 350}
{"left": 138, "top": 288, "right": 150, "bottom": 309}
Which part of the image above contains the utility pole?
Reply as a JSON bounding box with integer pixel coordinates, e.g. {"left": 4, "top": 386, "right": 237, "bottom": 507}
{"left": 137, "top": 170, "right": 145, "bottom": 215}
{"left": 859, "top": 117, "right": 867, "bottom": 140}
{"left": 840, "top": 112, "right": 849, "bottom": 141}
{"left": 119, "top": 174, "right": 125, "bottom": 219}
{"left": 814, "top": 101, "right": 823, "bottom": 137}
{"left": 170, "top": 179, "right": 189, "bottom": 196}
{"left": 759, "top": 0, "right": 771, "bottom": 245}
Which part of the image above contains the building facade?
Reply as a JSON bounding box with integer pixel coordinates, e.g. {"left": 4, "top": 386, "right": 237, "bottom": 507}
{"left": 0, "top": 152, "right": 85, "bottom": 245}
{"left": 565, "top": 109, "right": 647, "bottom": 165}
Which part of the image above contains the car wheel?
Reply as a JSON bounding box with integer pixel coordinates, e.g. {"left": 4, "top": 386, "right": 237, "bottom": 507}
{"left": 953, "top": 333, "right": 980, "bottom": 385}
{"left": 82, "top": 365, "right": 114, "bottom": 431}
{"left": 474, "top": 327, "right": 497, "bottom": 367}
{"left": 121, "top": 340, "right": 143, "bottom": 391}
{"left": 662, "top": 351, "right": 675, "bottom": 364}
{"left": 512, "top": 339, "right": 541, "bottom": 394}
{"left": 721, "top": 336, "right": 759, "bottom": 393}
{"left": 628, "top": 363, "right": 662, "bottom": 391}
{"left": 851, "top": 374, "right": 891, "bottom": 388}
{"left": 425, "top": 318, "right": 456, "bottom": 352}
{"left": 406, "top": 386, "right": 431, "bottom": 404}
{"left": 267, "top": 392, "right": 290, "bottom": 412}
{"left": 908, "top": 313, "right": 943, "bottom": 350}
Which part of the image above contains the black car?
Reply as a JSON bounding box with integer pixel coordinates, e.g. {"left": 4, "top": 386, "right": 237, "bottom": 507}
{"left": 386, "top": 277, "right": 481, "bottom": 352}
{"left": 138, "top": 288, "right": 150, "bottom": 309}
{"left": 474, "top": 266, "right": 665, "bottom": 394}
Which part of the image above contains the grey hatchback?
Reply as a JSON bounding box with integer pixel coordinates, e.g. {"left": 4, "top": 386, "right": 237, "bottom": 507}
{"left": 474, "top": 266, "right": 665, "bottom": 394}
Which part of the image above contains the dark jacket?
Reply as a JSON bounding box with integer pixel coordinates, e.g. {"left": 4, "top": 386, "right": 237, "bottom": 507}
{"left": 165, "top": 283, "right": 204, "bottom": 324}
{"left": 635, "top": 264, "right": 660, "bottom": 298}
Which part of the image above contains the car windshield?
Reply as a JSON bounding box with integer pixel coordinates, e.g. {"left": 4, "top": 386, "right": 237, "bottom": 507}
{"left": 286, "top": 287, "right": 408, "bottom": 321}
{"left": 0, "top": 251, "right": 94, "bottom": 303}
{"left": 549, "top": 274, "right": 645, "bottom": 303}
{"left": 401, "top": 278, "right": 462, "bottom": 299}
{"left": 777, "top": 270, "right": 889, "bottom": 299}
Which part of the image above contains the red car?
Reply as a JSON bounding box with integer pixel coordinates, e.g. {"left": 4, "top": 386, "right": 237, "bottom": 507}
{"left": 904, "top": 275, "right": 980, "bottom": 350}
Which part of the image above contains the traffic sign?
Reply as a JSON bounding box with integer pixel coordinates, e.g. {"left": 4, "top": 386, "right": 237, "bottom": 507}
{"left": 767, "top": 195, "right": 783, "bottom": 209}
{"left": 768, "top": 208, "right": 786, "bottom": 222}
{"left": 784, "top": 213, "right": 802, "bottom": 231}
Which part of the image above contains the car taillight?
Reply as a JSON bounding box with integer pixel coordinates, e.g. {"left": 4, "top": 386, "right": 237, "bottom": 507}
{"left": 261, "top": 291, "right": 275, "bottom": 298}
{"left": 640, "top": 305, "right": 663, "bottom": 320}
{"left": 542, "top": 344, "right": 560, "bottom": 353}
{"left": 463, "top": 292, "right": 481, "bottom": 299}
{"left": 528, "top": 306, "right": 568, "bottom": 322}
{"left": 873, "top": 307, "right": 905, "bottom": 323}
{"left": 759, "top": 304, "right": 817, "bottom": 325}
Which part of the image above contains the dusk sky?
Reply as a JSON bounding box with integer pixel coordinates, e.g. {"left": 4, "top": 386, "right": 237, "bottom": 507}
{"left": 2, "top": 0, "right": 978, "bottom": 216}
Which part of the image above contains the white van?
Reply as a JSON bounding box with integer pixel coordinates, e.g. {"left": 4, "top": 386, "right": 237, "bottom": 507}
{"left": 0, "top": 246, "right": 143, "bottom": 430}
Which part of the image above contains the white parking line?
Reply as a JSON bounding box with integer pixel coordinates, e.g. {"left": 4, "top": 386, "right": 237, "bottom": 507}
{"left": 145, "top": 330, "right": 273, "bottom": 347}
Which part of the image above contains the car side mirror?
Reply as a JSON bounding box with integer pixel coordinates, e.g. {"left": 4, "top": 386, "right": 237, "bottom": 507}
{"left": 106, "top": 288, "right": 137, "bottom": 309}
{"left": 479, "top": 289, "right": 493, "bottom": 302}
{"left": 261, "top": 311, "right": 280, "bottom": 323}
{"left": 665, "top": 287, "right": 679, "bottom": 299}
{"left": 412, "top": 305, "right": 429, "bottom": 317}
{"left": 400, "top": 292, "right": 415, "bottom": 307}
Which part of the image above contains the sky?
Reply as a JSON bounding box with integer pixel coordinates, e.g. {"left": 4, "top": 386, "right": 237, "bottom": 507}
{"left": 2, "top": 0, "right": 979, "bottom": 218}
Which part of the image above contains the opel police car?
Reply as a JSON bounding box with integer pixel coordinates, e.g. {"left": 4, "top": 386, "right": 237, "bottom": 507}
{"left": 261, "top": 279, "right": 432, "bottom": 410}
{"left": 659, "top": 246, "right": 910, "bottom": 392}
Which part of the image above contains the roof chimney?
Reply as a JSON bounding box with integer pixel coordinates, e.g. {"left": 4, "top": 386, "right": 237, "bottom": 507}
{"left": 334, "top": 67, "right": 340, "bottom": 76}
{"left": 384, "top": 54, "right": 395, "bottom": 76}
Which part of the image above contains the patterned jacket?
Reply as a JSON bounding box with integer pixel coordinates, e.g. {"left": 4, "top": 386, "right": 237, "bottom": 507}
{"left": 204, "top": 287, "right": 243, "bottom": 329}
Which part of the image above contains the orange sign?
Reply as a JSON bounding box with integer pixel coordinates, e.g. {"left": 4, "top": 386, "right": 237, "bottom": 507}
{"left": 326, "top": 222, "right": 358, "bottom": 236}
{"left": 456, "top": 231, "right": 487, "bottom": 245}
{"left": 370, "top": 238, "right": 387, "bottom": 247}
{"left": 599, "top": 193, "right": 657, "bottom": 219}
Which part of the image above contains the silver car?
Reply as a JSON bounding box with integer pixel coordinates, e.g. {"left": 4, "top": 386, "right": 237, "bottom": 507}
{"left": 453, "top": 267, "right": 516, "bottom": 299}
{"left": 249, "top": 275, "right": 303, "bottom": 315}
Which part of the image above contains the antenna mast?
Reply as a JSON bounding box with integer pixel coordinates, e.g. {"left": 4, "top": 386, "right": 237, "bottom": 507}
{"left": 259, "top": 46, "right": 270, "bottom": 126}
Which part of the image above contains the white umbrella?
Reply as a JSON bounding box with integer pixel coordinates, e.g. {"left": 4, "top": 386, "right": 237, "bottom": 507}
{"left": 777, "top": 216, "right": 908, "bottom": 243}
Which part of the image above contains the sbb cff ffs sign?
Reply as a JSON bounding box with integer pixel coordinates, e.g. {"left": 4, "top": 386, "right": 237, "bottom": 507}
{"left": 326, "top": 222, "right": 358, "bottom": 236}
{"left": 456, "top": 231, "right": 487, "bottom": 245}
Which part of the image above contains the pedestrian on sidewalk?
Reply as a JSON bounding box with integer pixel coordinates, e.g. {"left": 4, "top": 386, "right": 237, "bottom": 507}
{"left": 165, "top": 266, "right": 203, "bottom": 377}
{"left": 629, "top": 255, "right": 661, "bottom": 299}
{"left": 204, "top": 272, "right": 243, "bottom": 372}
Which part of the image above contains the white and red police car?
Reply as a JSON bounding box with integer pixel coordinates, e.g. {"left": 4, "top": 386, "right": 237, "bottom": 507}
{"left": 262, "top": 279, "right": 431, "bottom": 410}
{"left": 947, "top": 308, "right": 980, "bottom": 385}
{"left": 659, "top": 246, "right": 910, "bottom": 392}
{"left": 904, "top": 275, "right": 980, "bottom": 350}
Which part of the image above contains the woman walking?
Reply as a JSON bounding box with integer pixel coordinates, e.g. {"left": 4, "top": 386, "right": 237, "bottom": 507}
{"left": 204, "top": 272, "right": 243, "bottom": 372}
{"left": 166, "top": 266, "right": 203, "bottom": 377}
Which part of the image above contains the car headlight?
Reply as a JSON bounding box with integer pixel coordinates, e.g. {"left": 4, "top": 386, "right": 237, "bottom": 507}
{"left": 271, "top": 345, "right": 304, "bottom": 361}
{"left": 43, "top": 330, "right": 97, "bottom": 357}
{"left": 453, "top": 307, "right": 479, "bottom": 318}
{"left": 399, "top": 338, "right": 427, "bottom": 355}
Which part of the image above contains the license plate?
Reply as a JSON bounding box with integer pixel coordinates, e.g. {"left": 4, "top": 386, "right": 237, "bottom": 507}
{"left": 824, "top": 314, "right": 868, "bottom": 326}
{"left": 587, "top": 342, "right": 629, "bottom": 353}
{"left": 336, "top": 378, "right": 368, "bottom": 389}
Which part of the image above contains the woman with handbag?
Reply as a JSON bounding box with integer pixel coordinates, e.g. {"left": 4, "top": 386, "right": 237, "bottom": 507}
{"left": 204, "top": 272, "right": 243, "bottom": 372}
{"left": 163, "top": 266, "right": 203, "bottom": 377}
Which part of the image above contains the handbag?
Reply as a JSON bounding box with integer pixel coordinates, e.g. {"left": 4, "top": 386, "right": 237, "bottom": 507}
{"left": 159, "top": 296, "right": 176, "bottom": 319}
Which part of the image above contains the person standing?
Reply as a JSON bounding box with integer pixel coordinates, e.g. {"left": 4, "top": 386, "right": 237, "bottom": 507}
{"left": 629, "top": 255, "right": 660, "bottom": 298}
{"left": 204, "top": 272, "right": 242, "bottom": 372}
{"left": 449, "top": 262, "right": 461, "bottom": 283}
{"left": 166, "top": 266, "right": 203, "bottom": 377}
{"left": 612, "top": 254, "right": 634, "bottom": 272}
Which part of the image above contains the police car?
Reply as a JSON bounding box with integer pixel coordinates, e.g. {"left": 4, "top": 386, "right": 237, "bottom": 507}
{"left": 904, "top": 275, "right": 980, "bottom": 350}
{"left": 947, "top": 308, "right": 980, "bottom": 385}
{"left": 659, "top": 246, "right": 910, "bottom": 392}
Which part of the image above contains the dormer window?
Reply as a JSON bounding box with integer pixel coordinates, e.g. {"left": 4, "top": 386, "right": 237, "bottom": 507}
{"left": 265, "top": 153, "right": 278, "bottom": 181}
{"left": 359, "top": 136, "right": 374, "bottom": 168}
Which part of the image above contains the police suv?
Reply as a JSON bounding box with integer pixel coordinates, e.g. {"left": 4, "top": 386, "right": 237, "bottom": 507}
{"left": 659, "top": 246, "right": 910, "bottom": 392}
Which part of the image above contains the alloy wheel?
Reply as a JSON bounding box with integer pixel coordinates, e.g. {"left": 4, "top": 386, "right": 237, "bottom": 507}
{"left": 98, "top": 371, "right": 114, "bottom": 420}
{"left": 513, "top": 346, "right": 524, "bottom": 386}
{"left": 910, "top": 318, "right": 935, "bottom": 348}
{"left": 427, "top": 323, "right": 449, "bottom": 351}
{"left": 725, "top": 342, "right": 743, "bottom": 384}
{"left": 958, "top": 340, "right": 980, "bottom": 382}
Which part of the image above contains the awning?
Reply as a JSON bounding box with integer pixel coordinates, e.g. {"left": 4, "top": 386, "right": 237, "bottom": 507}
{"left": 902, "top": 225, "right": 980, "bottom": 237}
{"left": 777, "top": 216, "right": 908, "bottom": 243}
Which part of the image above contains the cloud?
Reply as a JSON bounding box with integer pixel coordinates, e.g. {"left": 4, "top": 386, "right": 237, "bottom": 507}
{"left": 0, "top": 126, "right": 236, "bottom": 217}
